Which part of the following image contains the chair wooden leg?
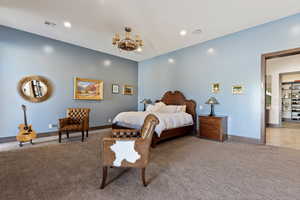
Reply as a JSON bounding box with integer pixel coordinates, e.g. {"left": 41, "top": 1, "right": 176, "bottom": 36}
{"left": 141, "top": 168, "right": 147, "bottom": 187}
{"left": 81, "top": 131, "right": 84, "bottom": 142}
{"left": 151, "top": 140, "right": 157, "bottom": 148}
{"left": 86, "top": 130, "right": 89, "bottom": 138}
{"left": 58, "top": 131, "right": 62, "bottom": 143}
{"left": 66, "top": 131, "right": 69, "bottom": 138}
{"left": 100, "top": 166, "right": 108, "bottom": 189}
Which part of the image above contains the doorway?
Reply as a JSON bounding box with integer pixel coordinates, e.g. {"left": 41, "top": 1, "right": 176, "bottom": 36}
{"left": 262, "top": 48, "right": 300, "bottom": 150}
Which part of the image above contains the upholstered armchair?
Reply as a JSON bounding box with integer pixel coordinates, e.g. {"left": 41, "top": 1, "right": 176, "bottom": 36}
{"left": 100, "top": 114, "right": 159, "bottom": 189}
{"left": 58, "top": 108, "right": 90, "bottom": 143}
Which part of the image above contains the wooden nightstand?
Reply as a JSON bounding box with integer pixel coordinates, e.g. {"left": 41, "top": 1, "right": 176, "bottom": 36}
{"left": 198, "top": 115, "right": 228, "bottom": 142}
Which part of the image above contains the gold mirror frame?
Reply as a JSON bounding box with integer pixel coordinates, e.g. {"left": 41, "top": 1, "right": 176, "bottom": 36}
{"left": 18, "top": 75, "right": 52, "bottom": 103}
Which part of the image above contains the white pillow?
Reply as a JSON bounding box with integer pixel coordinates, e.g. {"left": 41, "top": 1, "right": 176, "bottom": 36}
{"left": 146, "top": 104, "right": 155, "bottom": 112}
{"left": 146, "top": 102, "right": 166, "bottom": 112}
{"left": 158, "top": 105, "right": 186, "bottom": 113}
{"left": 159, "top": 105, "right": 178, "bottom": 113}
{"left": 155, "top": 102, "right": 166, "bottom": 108}
{"left": 177, "top": 105, "right": 186, "bottom": 112}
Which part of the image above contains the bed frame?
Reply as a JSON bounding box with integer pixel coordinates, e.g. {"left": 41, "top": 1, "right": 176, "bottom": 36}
{"left": 113, "top": 91, "right": 197, "bottom": 147}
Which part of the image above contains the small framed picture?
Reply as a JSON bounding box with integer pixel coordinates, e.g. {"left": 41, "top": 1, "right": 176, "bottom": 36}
{"left": 232, "top": 85, "right": 244, "bottom": 94}
{"left": 123, "top": 85, "right": 134, "bottom": 95}
{"left": 212, "top": 83, "right": 220, "bottom": 93}
{"left": 112, "top": 84, "right": 119, "bottom": 94}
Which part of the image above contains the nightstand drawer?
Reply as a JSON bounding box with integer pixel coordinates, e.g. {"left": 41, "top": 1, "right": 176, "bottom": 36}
{"left": 200, "top": 118, "right": 221, "bottom": 126}
{"left": 200, "top": 124, "right": 221, "bottom": 138}
{"left": 200, "top": 123, "right": 221, "bottom": 132}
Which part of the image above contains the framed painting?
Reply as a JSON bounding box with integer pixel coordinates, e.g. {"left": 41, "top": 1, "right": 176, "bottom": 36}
{"left": 123, "top": 85, "right": 134, "bottom": 95}
{"left": 112, "top": 84, "right": 120, "bottom": 94}
{"left": 74, "top": 77, "right": 103, "bottom": 100}
{"left": 232, "top": 85, "right": 244, "bottom": 95}
{"left": 212, "top": 83, "right": 220, "bottom": 93}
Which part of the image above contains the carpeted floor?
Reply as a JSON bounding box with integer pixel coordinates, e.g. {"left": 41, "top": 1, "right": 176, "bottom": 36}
{"left": 1, "top": 130, "right": 300, "bottom": 200}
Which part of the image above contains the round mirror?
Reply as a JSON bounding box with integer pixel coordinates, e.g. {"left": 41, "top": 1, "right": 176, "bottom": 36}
{"left": 18, "top": 76, "right": 52, "bottom": 103}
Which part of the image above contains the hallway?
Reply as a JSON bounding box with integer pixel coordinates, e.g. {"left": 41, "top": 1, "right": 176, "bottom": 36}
{"left": 267, "top": 122, "right": 300, "bottom": 150}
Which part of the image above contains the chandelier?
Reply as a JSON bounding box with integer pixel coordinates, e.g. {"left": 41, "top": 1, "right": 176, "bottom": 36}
{"left": 112, "top": 27, "right": 143, "bottom": 51}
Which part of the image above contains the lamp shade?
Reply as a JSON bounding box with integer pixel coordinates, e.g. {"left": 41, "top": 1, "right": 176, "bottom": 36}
{"left": 140, "top": 99, "right": 152, "bottom": 104}
{"left": 205, "top": 97, "right": 219, "bottom": 105}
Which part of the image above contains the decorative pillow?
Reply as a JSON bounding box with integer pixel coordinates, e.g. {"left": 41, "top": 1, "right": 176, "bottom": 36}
{"left": 177, "top": 105, "right": 186, "bottom": 112}
{"left": 146, "top": 104, "right": 155, "bottom": 112}
{"left": 146, "top": 102, "right": 166, "bottom": 112}
{"left": 158, "top": 105, "right": 187, "bottom": 113}
{"left": 155, "top": 102, "right": 166, "bottom": 108}
{"left": 159, "top": 105, "right": 178, "bottom": 113}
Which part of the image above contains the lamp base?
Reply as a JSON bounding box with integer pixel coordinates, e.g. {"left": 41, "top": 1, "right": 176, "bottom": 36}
{"left": 209, "top": 104, "right": 215, "bottom": 116}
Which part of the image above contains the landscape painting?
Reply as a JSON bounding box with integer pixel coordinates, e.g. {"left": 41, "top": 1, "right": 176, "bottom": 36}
{"left": 74, "top": 77, "right": 103, "bottom": 100}
{"left": 123, "top": 85, "right": 134, "bottom": 95}
{"left": 232, "top": 85, "right": 244, "bottom": 95}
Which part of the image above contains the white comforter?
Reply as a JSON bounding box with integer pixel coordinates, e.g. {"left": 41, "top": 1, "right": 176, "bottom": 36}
{"left": 113, "top": 111, "right": 193, "bottom": 137}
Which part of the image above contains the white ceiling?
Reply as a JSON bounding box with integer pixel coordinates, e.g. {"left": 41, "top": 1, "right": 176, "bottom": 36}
{"left": 0, "top": 0, "right": 300, "bottom": 61}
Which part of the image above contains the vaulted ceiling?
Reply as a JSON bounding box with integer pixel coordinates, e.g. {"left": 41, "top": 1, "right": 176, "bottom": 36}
{"left": 1, "top": 0, "right": 300, "bottom": 61}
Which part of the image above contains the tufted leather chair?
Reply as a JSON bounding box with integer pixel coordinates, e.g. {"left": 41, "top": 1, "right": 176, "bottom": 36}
{"left": 58, "top": 108, "right": 90, "bottom": 143}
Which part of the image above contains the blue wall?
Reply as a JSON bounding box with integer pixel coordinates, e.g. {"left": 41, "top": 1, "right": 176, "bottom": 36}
{"left": 139, "top": 14, "right": 300, "bottom": 139}
{"left": 0, "top": 26, "right": 138, "bottom": 138}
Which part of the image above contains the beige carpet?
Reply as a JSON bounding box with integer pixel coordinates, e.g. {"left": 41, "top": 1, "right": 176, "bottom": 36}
{"left": 1, "top": 130, "right": 300, "bottom": 200}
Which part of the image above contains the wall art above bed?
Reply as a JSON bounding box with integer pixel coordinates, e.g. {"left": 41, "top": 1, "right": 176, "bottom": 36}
{"left": 74, "top": 77, "right": 104, "bottom": 100}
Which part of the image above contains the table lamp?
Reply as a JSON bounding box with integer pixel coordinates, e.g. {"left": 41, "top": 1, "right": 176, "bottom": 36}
{"left": 205, "top": 97, "right": 219, "bottom": 116}
{"left": 140, "top": 99, "right": 152, "bottom": 111}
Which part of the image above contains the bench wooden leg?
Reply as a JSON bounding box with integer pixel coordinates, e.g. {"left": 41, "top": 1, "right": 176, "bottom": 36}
{"left": 58, "top": 131, "right": 62, "bottom": 143}
{"left": 151, "top": 140, "right": 157, "bottom": 148}
{"left": 81, "top": 131, "right": 84, "bottom": 142}
{"left": 141, "top": 168, "right": 147, "bottom": 187}
{"left": 100, "top": 166, "right": 108, "bottom": 189}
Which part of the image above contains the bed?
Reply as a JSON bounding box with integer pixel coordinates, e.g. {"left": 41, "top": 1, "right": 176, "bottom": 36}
{"left": 112, "top": 91, "right": 197, "bottom": 147}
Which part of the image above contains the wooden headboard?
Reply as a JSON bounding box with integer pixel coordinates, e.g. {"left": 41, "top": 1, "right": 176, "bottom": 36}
{"left": 157, "top": 91, "right": 197, "bottom": 125}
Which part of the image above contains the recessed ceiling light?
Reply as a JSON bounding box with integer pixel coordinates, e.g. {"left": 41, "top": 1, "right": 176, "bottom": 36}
{"left": 291, "top": 25, "right": 300, "bottom": 36}
{"left": 207, "top": 48, "right": 215, "bottom": 54}
{"left": 43, "top": 45, "right": 54, "bottom": 54}
{"left": 192, "top": 29, "right": 202, "bottom": 35}
{"left": 168, "top": 58, "right": 175, "bottom": 63}
{"left": 103, "top": 60, "right": 111, "bottom": 67}
{"left": 180, "top": 30, "right": 187, "bottom": 36}
{"left": 137, "top": 47, "right": 143, "bottom": 52}
{"left": 64, "top": 21, "right": 72, "bottom": 28}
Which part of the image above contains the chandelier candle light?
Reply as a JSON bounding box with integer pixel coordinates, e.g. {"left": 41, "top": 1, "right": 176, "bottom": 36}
{"left": 112, "top": 27, "right": 143, "bottom": 51}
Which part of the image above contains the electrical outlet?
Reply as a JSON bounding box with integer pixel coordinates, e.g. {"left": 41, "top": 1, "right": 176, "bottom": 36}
{"left": 199, "top": 105, "right": 204, "bottom": 110}
{"left": 108, "top": 118, "right": 112, "bottom": 123}
{"left": 49, "top": 124, "right": 58, "bottom": 129}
